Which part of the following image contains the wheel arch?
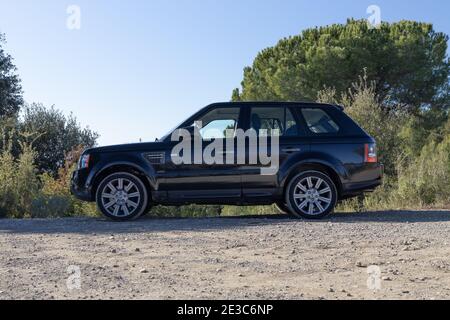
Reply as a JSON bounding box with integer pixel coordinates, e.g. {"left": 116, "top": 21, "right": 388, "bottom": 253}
{"left": 91, "top": 162, "right": 154, "bottom": 201}
{"left": 281, "top": 162, "right": 344, "bottom": 198}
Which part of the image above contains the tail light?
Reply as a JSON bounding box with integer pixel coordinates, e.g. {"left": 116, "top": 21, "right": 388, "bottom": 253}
{"left": 78, "top": 154, "right": 91, "bottom": 169}
{"left": 365, "top": 143, "right": 377, "bottom": 163}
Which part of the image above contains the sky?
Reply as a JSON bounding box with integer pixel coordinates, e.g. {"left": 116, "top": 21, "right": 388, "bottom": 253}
{"left": 0, "top": 0, "right": 449, "bottom": 146}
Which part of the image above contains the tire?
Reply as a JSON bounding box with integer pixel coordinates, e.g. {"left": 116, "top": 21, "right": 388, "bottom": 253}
{"left": 285, "top": 171, "right": 338, "bottom": 220}
{"left": 142, "top": 200, "right": 153, "bottom": 217}
{"left": 96, "top": 172, "right": 149, "bottom": 221}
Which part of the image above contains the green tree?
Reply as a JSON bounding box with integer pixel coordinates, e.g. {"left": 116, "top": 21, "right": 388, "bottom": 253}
{"left": 20, "top": 103, "right": 99, "bottom": 176}
{"left": 0, "top": 33, "right": 23, "bottom": 117}
{"left": 233, "top": 20, "right": 449, "bottom": 113}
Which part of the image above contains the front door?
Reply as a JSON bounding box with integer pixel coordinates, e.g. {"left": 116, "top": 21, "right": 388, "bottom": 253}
{"left": 160, "top": 106, "right": 244, "bottom": 203}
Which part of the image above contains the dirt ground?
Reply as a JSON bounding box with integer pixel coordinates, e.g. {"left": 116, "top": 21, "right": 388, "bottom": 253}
{"left": 1, "top": 210, "right": 450, "bottom": 300}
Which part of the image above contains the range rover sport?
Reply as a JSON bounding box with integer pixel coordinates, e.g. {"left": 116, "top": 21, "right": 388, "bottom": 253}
{"left": 71, "top": 102, "right": 383, "bottom": 221}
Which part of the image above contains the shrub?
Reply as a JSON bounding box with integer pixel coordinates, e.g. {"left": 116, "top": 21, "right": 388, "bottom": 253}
{"left": 0, "top": 138, "right": 40, "bottom": 218}
{"left": 0, "top": 135, "right": 97, "bottom": 218}
{"left": 221, "top": 205, "right": 278, "bottom": 217}
{"left": 148, "top": 205, "right": 280, "bottom": 218}
{"left": 0, "top": 146, "right": 16, "bottom": 217}
{"left": 149, "top": 205, "right": 222, "bottom": 218}
{"left": 395, "top": 137, "right": 450, "bottom": 206}
{"left": 30, "top": 195, "right": 72, "bottom": 218}
{"left": 14, "top": 142, "right": 40, "bottom": 215}
{"left": 39, "top": 147, "right": 98, "bottom": 217}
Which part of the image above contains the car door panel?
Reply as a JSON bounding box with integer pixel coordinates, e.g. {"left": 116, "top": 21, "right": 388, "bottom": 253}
{"left": 241, "top": 106, "right": 310, "bottom": 202}
{"left": 157, "top": 107, "right": 244, "bottom": 203}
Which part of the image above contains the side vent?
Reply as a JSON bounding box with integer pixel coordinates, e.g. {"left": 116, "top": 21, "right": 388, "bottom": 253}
{"left": 144, "top": 152, "right": 165, "bottom": 165}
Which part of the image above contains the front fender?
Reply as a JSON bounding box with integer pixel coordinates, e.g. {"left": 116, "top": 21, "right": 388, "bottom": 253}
{"left": 86, "top": 153, "right": 157, "bottom": 190}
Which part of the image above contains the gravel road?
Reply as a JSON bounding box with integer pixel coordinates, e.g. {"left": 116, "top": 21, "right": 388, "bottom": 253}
{"left": 1, "top": 210, "right": 450, "bottom": 300}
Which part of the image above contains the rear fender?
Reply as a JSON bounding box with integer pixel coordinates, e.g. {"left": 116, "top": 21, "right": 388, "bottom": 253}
{"left": 279, "top": 152, "right": 349, "bottom": 189}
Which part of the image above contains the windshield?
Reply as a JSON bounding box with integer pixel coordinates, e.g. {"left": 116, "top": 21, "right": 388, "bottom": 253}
{"left": 159, "top": 119, "right": 188, "bottom": 141}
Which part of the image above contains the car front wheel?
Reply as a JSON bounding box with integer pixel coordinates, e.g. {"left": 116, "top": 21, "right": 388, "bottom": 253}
{"left": 285, "top": 171, "right": 338, "bottom": 220}
{"left": 96, "top": 172, "right": 148, "bottom": 221}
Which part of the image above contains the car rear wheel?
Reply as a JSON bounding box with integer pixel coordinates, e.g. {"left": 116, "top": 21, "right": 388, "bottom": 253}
{"left": 96, "top": 172, "right": 148, "bottom": 221}
{"left": 285, "top": 171, "right": 338, "bottom": 220}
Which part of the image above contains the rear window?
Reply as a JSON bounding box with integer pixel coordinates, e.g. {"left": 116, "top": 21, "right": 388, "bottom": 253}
{"left": 301, "top": 108, "right": 340, "bottom": 134}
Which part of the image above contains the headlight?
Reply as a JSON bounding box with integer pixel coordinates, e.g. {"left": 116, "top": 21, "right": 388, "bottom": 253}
{"left": 79, "top": 154, "right": 91, "bottom": 169}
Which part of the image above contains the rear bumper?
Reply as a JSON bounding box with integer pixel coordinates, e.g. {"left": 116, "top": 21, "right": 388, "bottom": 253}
{"left": 70, "top": 170, "right": 94, "bottom": 202}
{"left": 341, "top": 164, "right": 384, "bottom": 196}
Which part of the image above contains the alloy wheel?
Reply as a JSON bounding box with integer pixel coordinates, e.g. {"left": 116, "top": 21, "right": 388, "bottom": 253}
{"left": 292, "top": 176, "right": 333, "bottom": 216}
{"left": 100, "top": 177, "right": 142, "bottom": 217}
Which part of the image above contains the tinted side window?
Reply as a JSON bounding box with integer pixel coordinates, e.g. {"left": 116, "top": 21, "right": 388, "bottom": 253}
{"left": 301, "top": 108, "right": 340, "bottom": 134}
{"left": 196, "top": 107, "right": 240, "bottom": 139}
{"left": 285, "top": 108, "right": 299, "bottom": 136}
{"left": 250, "top": 107, "right": 300, "bottom": 137}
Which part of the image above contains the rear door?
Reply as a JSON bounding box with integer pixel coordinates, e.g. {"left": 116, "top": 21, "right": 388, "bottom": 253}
{"left": 241, "top": 105, "right": 310, "bottom": 202}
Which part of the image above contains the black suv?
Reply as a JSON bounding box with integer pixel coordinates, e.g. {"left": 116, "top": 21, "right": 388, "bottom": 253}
{"left": 71, "top": 102, "right": 383, "bottom": 221}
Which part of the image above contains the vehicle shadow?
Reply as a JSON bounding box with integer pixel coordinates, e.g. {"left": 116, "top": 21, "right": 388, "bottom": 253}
{"left": 331, "top": 210, "right": 450, "bottom": 223}
{"left": 0, "top": 210, "right": 449, "bottom": 235}
{"left": 215, "top": 209, "right": 450, "bottom": 223}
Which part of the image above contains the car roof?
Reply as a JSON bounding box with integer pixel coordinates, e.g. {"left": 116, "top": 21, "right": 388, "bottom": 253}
{"left": 207, "top": 101, "right": 344, "bottom": 111}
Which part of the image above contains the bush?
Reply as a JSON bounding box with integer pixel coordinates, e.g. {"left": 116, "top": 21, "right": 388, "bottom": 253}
{"left": 30, "top": 195, "right": 72, "bottom": 218}
{"left": 395, "top": 137, "right": 450, "bottom": 206}
{"left": 0, "top": 134, "right": 97, "bottom": 218}
{"left": 39, "top": 147, "right": 98, "bottom": 217}
{"left": 148, "top": 205, "right": 280, "bottom": 218}
{"left": 221, "top": 205, "right": 278, "bottom": 216}
{"left": 0, "top": 146, "right": 16, "bottom": 218}
{"left": 149, "top": 205, "right": 222, "bottom": 218}
{"left": 398, "top": 109, "right": 448, "bottom": 161}
{"left": 0, "top": 138, "right": 40, "bottom": 218}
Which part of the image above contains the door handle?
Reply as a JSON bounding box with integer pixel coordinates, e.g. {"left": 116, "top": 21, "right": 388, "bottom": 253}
{"left": 282, "top": 147, "right": 301, "bottom": 153}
